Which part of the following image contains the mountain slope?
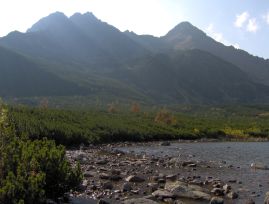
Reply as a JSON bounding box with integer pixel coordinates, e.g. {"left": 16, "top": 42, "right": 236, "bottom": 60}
{"left": 70, "top": 12, "right": 149, "bottom": 61}
{"left": 162, "top": 22, "right": 269, "bottom": 85}
{"left": 125, "top": 49, "right": 269, "bottom": 104}
{"left": 0, "top": 46, "right": 88, "bottom": 97}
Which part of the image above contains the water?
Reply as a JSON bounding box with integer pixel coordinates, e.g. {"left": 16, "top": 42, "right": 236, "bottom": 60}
{"left": 119, "top": 142, "right": 269, "bottom": 203}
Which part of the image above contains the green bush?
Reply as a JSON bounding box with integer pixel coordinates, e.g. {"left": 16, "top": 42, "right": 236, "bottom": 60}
{"left": 0, "top": 105, "right": 82, "bottom": 204}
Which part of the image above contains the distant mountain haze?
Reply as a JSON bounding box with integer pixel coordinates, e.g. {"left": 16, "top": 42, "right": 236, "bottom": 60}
{"left": 0, "top": 12, "right": 269, "bottom": 104}
{"left": 0, "top": 46, "right": 88, "bottom": 97}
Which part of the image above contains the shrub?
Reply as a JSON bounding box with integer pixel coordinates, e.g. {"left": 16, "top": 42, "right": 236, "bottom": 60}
{"left": 154, "top": 108, "right": 176, "bottom": 125}
{"left": 0, "top": 105, "right": 82, "bottom": 204}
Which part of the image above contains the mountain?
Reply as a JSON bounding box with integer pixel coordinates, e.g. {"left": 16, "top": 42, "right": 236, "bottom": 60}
{"left": 0, "top": 12, "right": 269, "bottom": 105}
{"left": 0, "top": 12, "right": 113, "bottom": 69}
{"left": 0, "top": 12, "right": 148, "bottom": 73}
{"left": 0, "top": 46, "right": 88, "bottom": 97}
{"left": 125, "top": 49, "right": 269, "bottom": 104}
{"left": 162, "top": 22, "right": 269, "bottom": 85}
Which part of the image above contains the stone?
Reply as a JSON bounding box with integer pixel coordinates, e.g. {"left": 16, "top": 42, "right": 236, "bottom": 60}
{"left": 79, "top": 179, "right": 88, "bottom": 191}
{"left": 211, "top": 188, "right": 224, "bottom": 196}
{"left": 83, "top": 171, "right": 94, "bottom": 178}
{"left": 251, "top": 163, "right": 269, "bottom": 170}
{"left": 163, "top": 198, "right": 174, "bottom": 204}
{"left": 123, "top": 198, "right": 158, "bottom": 204}
{"left": 265, "top": 191, "right": 269, "bottom": 204}
{"left": 111, "top": 169, "right": 121, "bottom": 175}
{"left": 99, "top": 173, "right": 110, "bottom": 180}
{"left": 160, "top": 141, "right": 171, "bottom": 146}
{"left": 165, "top": 181, "right": 188, "bottom": 191}
{"left": 210, "top": 197, "right": 224, "bottom": 204}
{"left": 174, "top": 201, "right": 185, "bottom": 204}
{"left": 223, "top": 184, "right": 231, "bottom": 192}
{"left": 126, "top": 175, "right": 145, "bottom": 182}
{"left": 227, "top": 191, "right": 238, "bottom": 199}
{"left": 152, "top": 190, "right": 175, "bottom": 199}
{"left": 182, "top": 161, "right": 196, "bottom": 167}
{"left": 166, "top": 174, "right": 177, "bottom": 181}
{"left": 98, "top": 199, "right": 110, "bottom": 204}
{"left": 103, "top": 181, "right": 113, "bottom": 190}
{"left": 131, "top": 189, "right": 140, "bottom": 194}
{"left": 46, "top": 199, "right": 58, "bottom": 204}
{"left": 244, "top": 198, "right": 255, "bottom": 204}
{"left": 122, "top": 182, "right": 132, "bottom": 192}
{"left": 165, "top": 181, "right": 211, "bottom": 201}
{"left": 147, "top": 183, "right": 159, "bottom": 192}
{"left": 110, "top": 175, "right": 122, "bottom": 181}
{"left": 96, "top": 159, "right": 109, "bottom": 165}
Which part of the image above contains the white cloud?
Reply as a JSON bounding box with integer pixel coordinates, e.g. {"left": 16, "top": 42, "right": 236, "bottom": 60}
{"left": 234, "top": 11, "right": 249, "bottom": 28}
{"left": 206, "top": 23, "right": 239, "bottom": 49}
{"left": 247, "top": 18, "right": 258, "bottom": 32}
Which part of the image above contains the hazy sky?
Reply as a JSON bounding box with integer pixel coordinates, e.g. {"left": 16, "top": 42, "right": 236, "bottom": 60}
{"left": 0, "top": 0, "right": 269, "bottom": 58}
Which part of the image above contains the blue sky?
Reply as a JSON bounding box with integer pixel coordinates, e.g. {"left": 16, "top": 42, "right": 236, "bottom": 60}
{"left": 0, "top": 0, "right": 268, "bottom": 58}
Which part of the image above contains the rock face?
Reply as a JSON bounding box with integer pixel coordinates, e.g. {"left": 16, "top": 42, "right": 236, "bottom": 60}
{"left": 165, "top": 181, "right": 211, "bottom": 201}
{"left": 123, "top": 198, "right": 158, "bottom": 204}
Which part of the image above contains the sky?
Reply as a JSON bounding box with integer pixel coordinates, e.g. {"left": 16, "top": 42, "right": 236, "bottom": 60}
{"left": 0, "top": 0, "right": 268, "bottom": 59}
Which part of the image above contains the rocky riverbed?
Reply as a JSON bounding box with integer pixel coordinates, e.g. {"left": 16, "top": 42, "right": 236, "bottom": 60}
{"left": 65, "top": 142, "right": 269, "bottom": 204}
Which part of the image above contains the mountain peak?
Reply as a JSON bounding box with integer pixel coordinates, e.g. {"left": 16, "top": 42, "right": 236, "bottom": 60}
{"left": 27, "top": 12, "right": 69, "bottom": 33}
{"left": 70, "top": 12, "right": 99, "bottom": 23}
{"left": 165, "top": 21, "right": 205, "bottom": 37}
